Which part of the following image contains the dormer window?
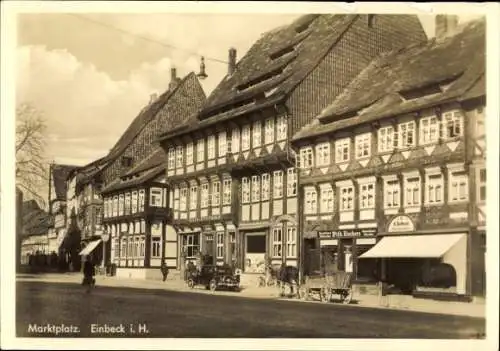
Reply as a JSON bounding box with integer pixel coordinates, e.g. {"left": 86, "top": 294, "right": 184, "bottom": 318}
{"left": 269, "top": 45, "right": 295, "bottom": 61}
{"left": 121, "top": 156, "right": 133, "bottom": 168}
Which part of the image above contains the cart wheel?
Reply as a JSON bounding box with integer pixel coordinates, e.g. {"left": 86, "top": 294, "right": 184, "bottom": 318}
{"left": 187, "top": 279, "right": 195, "bottom": 289}
{"left": 298, "top": 286, "right": 309, "bottom": 301}
{"left": 209, "top": 279, "right": 217, "bottom": 292}
{"left": 342, "top": 290, "right": 353, "bottom": 304}
{"left": 320, "top": 287, "right": 331, "bottom": 303}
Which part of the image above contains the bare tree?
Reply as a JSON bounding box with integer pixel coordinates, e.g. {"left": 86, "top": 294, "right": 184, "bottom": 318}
{"left": 16, "top": 102, "right": 48, "bottom": 207}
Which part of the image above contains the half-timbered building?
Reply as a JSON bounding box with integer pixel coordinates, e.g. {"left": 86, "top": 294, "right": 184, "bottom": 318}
{"left": 158, "top": 14, "right": 427, "bottom": 278}
{"left": 292, "top": 16, "right": 485, "bottom": 299}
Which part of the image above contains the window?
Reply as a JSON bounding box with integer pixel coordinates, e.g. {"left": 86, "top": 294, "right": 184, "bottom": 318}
{"left": 218, "top": 132, "right": 227, "bottom": 157}
{"left": 223, "top": 178, "right": 232, "bottom": 205}
{"left": 242, "top": 177, "right": 250, "bottom": 203}
{"left": 359, "top": 183, "right": 375, "bottom": 209}
{"left": 190, "top": 185, "right": 198, "bottom": 210}
{"left": 113, "top": 196, "right": 118, "bottom": 217}
{"left": 176, "top": 146, "right": 183, "bottom": 168}
{"left": 212, "top": 181, "right": 221, "bottom": 206}
{"left": 138, "top": 190, "right": 145, "bottom": 211}
{"left": 169, "top": 189, "right": 173, "bottom": 208}
{"left": 272, "top": 227, "right": 283, "bottom": 257}
{"left": 118, "top": 195, "right": 124, "bottom": 216}
{"left": 120, "top": 239, "right": 127, "bottom": 257}
{"left": 134, "top": 238, "right": 139, "bottom": 258}
{"left": 128, "top": 239, "right": 133, "bottom": 259}
{"left": 253, "top": 121, "right": 262, "bottom": 147}
{"left": 378, "top": 126, "right": 395, "bottom": 153}
{"left": 114, "top": 238, "right": 120, "bottom": 259}
{"left": 287, "top": 168, "right": 297, "bottom": 197}
{"left": 186, "top": 142, "right": 194, "bottom": 165}
{"left": 251, "top": 176, "right": 260, "bottom": 202}
{"left": 340, "top": 186, "right": 354, "bottom": 211}
{"left": 305, "top": 188, "right": 318, "bottom": 214}
{"left": 404, "top": 177, "right": 421, "bottom": 207}
{"left": 131, "top": 191, "right": 138, "bottom": 213}
{"left": 443, "top": 111, "right": 464, "bottom": 139}
{"left": 273, "top": 171, "right": 283, "bottom": 198}
{"left": 95, "top": 207, "right": 102, "bottom": 225}
{"left": 216, "top": 232, "right": 224, "bottom": 258}
{"left": 140, "top": 237, "right": 145, "bottom": 257}
{"left": 207, "top": 135, "right": 216, "bottom": 160}
{"left": 320, "top": 186, "right": 333, "bottom": 213}
{"left": 103, "top": 199, "right": 108, "bottom": 218}
{"left": 384, "top": 179, "right": 400, "bottom": 208}
{"left": 478, "top": 168, "right": 486, "bottom": 202}
{"left": 196, "top": 139, "right": 204, "bottom": 163}
{"left": 426, "top": 173, "right": 443, "bottom": 204}
{"left": 150, "top": 188, "right": 162, "bottom": 207}
{"left": 241, "top": 125, "right": 250, "bottom": 151}
{"left": 316, "top": 142, "right": 330, "bottom": 167}
{"left": 261, "top": 173, "right": 270, "bottom": 200}
{"left": 449, "top": 171, "right": 468, "bottom": 202}
{"left": 140, "top": 220, "right": 146, "bottom": 233}
{"left": 398, "top": 121, "right": 416, "bottom": 148}
{"left": 168, "top": 148, "right": 175, "bottom": 169}
{"left": 183, "top": 234, "right": 200, "bottom": 258}
{"left": 151, "top": 237, "right": 161, "bottom": 258}
{"left": 265, "top": 118, "right": 274, "bottom": 144}
{"left": 200, "top": 183, "right": 209, "bottom": 208}
{"left": 231, "top": 128, "right": 240, "bottom": 154}
{"left": 286, "top": 227, "right": 297, "bottom": 258}
{"left": 180, "top": 187, "right": 188, "bottom": 211}
{"left": 277, "top": 115, "right": 287, "bottom": 141}
{"left": 299, "top": 147, "right": 313, "bottom": 169}
{"left": 355, "top": 133, "right": 371, "bottom": 159}
{"left": 335, "top": 138, "right": 350, "bottom": 163}
{"left": 420, "top": 116, "right": 439, "bottom": 144}
{"left": 124, "top": 193, "right": 131, "bottom": 214}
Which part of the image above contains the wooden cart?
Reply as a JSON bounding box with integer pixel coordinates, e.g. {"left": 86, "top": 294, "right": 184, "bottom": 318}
{"left": 298, "top": 271, "right": 353, "bottom": 304}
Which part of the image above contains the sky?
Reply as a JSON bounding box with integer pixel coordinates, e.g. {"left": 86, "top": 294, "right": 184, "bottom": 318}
{"left": 16, "top": 12, "right": 482, "bottom": 167}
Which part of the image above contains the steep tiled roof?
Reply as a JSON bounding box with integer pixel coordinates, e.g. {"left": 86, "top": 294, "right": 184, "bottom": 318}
{"left": 21, "top": 200, "right": 51, "bottom": 236}
{"left": 198, "top": 14, "right": 357, "bottom": 120}
{"left": 293, "top": 19, "right": 485, "bottom": 141}
{"left": 124, "top": 147, "right": 166, "bottom": 177}
{"left": 51, "top": 164, "right": 79, "bottom": 199}
{"left": 101, "top": 165, "right": 164, "bottom": 194}
{"left": 105, "top": 72, "right": 203, "bottom": 163}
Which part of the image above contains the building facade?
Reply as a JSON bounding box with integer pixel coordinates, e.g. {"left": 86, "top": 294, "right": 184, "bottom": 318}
{"left": 292, "top": 17, "right": 485, "bottom": 298}
{"left": 158, "top": 14, "right": 427, "bottom": 275}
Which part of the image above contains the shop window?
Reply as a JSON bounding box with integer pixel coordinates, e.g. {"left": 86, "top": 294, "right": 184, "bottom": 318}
{"left": 272, "top": 227, "right": 283, "bottom": 258}
{"left": 216, "top": 232, "right": 224, "bottom": 259}
{"left": 151, "top": 237, "right": 161, "bottom": 258}
{"left": 183, "top": 234, "right": 200, "bottom": 258}
{"left": 420, "top": 261, "right": 457, "bottom": 289}
{"left": 286, "top": 227, "right": 297, "bottom": 258}
{"left": 287, "top": 168, "right": 297, "bottom": 197}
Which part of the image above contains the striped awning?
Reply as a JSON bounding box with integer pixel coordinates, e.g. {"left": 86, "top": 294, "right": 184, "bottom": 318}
{"left": 79, "top": 239, "right": 102, "bottom": 256}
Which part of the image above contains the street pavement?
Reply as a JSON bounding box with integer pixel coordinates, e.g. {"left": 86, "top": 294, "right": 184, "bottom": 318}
{"left": 16, "top": 275, "right": 486, "bottom": 338}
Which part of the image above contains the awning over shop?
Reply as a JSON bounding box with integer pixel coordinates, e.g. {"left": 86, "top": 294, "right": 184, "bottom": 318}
{"left": 79, "top": 239, "right": 102, "bottom": 256}
{"left": 359, "top": 234, "right": 466, "bottom": 259}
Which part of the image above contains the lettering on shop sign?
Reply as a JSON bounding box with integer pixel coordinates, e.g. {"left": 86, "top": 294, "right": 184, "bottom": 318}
{"left": 387, "top": 215, "right": 415, "bottom": 233}
{"left": 318, "top": 229, "right": 377, "bottom": 239}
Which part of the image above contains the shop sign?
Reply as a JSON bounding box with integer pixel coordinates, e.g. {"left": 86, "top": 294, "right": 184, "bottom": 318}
{"left": 318, "top": 229, "right": 377, "bottom": 239}
{"left": 387, "top": 215, "right": 415, "bottom": 233}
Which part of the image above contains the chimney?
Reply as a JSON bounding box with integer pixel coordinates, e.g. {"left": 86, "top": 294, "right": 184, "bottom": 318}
{"left": 435, "top": 15, "right": 459, "bottom": 39}
{"left": 149, "top": 93, "right": 158, "bottom": 104}
{"left": 228, "top": 47, "right": 237, "bottom": 76}
{"left": 168, "top": 67, "right": 179, "bottom": 90}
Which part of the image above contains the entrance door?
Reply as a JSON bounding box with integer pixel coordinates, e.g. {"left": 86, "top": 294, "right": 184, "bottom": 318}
{"left": 245, "top": 233, "right": 266, "bottom": 273}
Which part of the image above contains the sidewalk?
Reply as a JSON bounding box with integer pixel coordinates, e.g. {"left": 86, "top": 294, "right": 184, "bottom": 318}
{"left": 17, "top": 273, "right": 485, "bottom": 318}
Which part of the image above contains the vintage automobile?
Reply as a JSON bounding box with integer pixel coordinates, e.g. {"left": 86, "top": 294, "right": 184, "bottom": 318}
{"left": 186, "top": 264, "right": 241, "bottom": 292}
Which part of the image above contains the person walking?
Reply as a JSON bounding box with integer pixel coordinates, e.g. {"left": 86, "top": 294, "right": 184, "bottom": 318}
{"left": 82, "top": 256, "right": 95, "bottom": 293}
{"left": 160, "top": 262, "right": 169, "bottom": 282}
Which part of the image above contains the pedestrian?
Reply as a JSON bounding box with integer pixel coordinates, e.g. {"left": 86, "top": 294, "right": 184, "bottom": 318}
{"left": 160, "top": 262, "right": 169, "bottom": 282}
{"left": 82, "top": 255, "right": 95, "bottom": 293}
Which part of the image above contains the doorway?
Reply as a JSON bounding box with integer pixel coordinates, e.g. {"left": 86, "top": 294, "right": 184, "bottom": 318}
{"left": 244, "top": 233, "right": 266, "bottom": 274}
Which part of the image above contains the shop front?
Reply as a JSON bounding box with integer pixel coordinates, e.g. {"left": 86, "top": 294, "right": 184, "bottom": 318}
{"left": 239, "top": 228, "right": 268, "bottom": 274}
